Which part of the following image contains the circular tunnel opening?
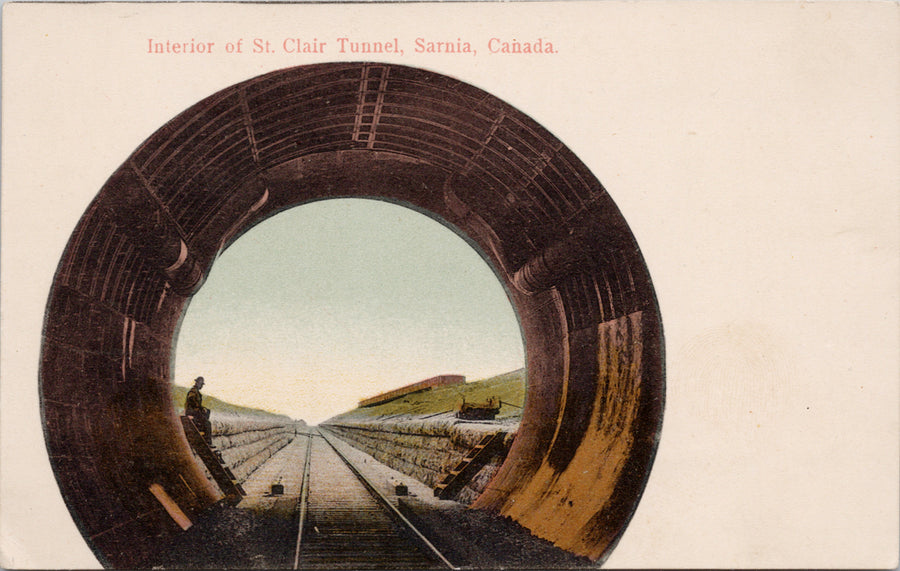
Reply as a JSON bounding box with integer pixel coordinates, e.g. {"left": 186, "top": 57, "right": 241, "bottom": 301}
{"left": 172, "top": 197, "right": 526, "bottom": 425}
{"left": 40, "top": 63, "right": 664, "bottom": 568}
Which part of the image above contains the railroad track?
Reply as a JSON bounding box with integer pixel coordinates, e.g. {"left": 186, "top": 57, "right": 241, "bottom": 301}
{"left": 292, "top": 428, "right": 455, "bottom": 570}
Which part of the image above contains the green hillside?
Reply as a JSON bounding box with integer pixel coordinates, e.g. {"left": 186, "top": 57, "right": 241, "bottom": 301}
{"left": 329, "top": 368, "right": 526, "bottom": 422}
{"left": 170, "top": 384, "right": 295, "bottom": 422}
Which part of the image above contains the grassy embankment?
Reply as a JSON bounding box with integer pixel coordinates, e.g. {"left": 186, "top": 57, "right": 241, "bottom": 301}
{"left": 170, "top": 385, "right": 294, "bottom": 422}
{"left": 330, "top": 368, "right": 526, "bottom": 422}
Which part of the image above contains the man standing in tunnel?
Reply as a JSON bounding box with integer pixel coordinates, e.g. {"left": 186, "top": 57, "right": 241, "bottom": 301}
{"left": 185, "top": 376, "right": 212, "bottom": 445}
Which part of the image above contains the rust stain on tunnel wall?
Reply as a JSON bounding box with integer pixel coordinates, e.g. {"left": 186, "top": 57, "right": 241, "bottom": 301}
{"left": 478, "top": 311, "right": 645, "bottom": 560}
{"left": 40, "top": 63, "right": 664, "bottom": 568}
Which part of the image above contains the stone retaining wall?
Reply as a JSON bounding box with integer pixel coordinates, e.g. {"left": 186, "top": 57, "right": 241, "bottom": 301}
{"left": 323, "top": 416, "right": 518, "bottom": 504}
{"left": 208, "top": 415, "right": 297, "bottom": 484}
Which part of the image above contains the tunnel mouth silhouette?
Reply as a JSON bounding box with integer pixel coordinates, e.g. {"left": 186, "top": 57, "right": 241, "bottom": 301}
{"left": 172, "top": 195, "right": 528, "bottom": 428}
{"left": 40, "top": 62, "right": 664, "bottom": 568}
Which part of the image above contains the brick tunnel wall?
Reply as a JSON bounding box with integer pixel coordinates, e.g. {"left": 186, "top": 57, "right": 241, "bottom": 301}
{"left": 324, "top": 419, "right": 517, "bottom": 504}
{"left": 474, "top": 310, "right": 655, "bottom": 560}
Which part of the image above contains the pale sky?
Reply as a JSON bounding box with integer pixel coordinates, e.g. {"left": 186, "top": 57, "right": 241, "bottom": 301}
{"left": 173, "top": 198, "right": 525, "bottom": 424}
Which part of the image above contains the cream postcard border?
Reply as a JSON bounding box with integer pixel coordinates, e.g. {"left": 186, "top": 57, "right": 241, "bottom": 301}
{"left": 2, "top": 2, "right": 898, "bottom": 568}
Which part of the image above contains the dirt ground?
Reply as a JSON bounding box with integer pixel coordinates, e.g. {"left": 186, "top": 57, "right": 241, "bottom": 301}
{"left": 152, "top": 433, "right": 595, "bottom": 569}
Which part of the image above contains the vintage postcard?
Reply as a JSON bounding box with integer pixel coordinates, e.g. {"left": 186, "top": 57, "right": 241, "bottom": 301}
{"left": 1, "top": 2, "right": 898, "bottom": 569}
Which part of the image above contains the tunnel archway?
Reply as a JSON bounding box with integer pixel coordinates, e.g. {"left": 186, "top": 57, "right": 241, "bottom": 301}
{"left": 40, "top": 63, "right": 664, "bottom": 567}
{"left": 174, "top": 196, "right": 527, "bottom": 425}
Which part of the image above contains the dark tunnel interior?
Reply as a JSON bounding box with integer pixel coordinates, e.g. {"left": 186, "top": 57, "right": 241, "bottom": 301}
{"left": 40, "top": 63, "right": 664, "bottom": 567}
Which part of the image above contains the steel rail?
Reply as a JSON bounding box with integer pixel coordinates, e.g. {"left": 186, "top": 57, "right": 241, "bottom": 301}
{"left": 318, "top": 428, "right": 458, "bottom": 570}
{"left": 291, "top": 432, "right": 314, "bottom": 570}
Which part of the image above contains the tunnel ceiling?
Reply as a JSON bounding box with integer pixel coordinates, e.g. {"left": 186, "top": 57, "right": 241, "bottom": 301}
{"left": 41, "top": 63, "right": 664, "bottom": 568}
